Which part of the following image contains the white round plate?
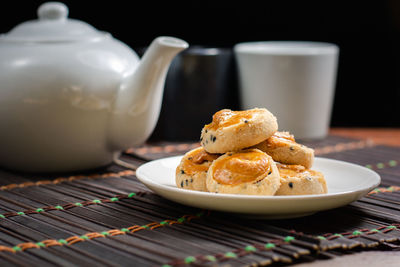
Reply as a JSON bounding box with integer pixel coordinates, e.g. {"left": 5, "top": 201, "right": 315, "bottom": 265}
{"left": 136, "top": 156, "right": 381, "bottom": 219}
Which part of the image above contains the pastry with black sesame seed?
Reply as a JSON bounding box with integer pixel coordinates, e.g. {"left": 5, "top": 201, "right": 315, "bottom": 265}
{"left": 200, "top": 108, "right": 278, "bottom": 154}
{"left": 206, "top": 149, "right": 280, "bottom": 195}
{"left": 176, "top": 147, "right": 220, "bottom": 191}
{"left": 252, "top": 131, "right": 314, "bottom": 169}
{"left": 275, "top": 164, "right": 327, "bottom": 195}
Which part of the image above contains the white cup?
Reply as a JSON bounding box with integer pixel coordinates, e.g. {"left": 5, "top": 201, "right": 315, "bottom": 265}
{"left": 234, "top": 41, "right": 339, "bottom": 139}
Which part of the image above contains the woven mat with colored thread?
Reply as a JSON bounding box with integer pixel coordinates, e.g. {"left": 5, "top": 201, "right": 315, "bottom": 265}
{"left": 0, "top": 135, "right": 399, "bottom": 266}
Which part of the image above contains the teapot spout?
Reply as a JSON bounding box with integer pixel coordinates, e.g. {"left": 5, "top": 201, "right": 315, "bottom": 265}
{"left": 108, "top": 36, "right": 188, "bottom": 151}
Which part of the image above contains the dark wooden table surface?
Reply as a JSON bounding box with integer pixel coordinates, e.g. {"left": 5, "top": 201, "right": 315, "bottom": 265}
{"left": 330, "top": 128, "right": 400, "bottom": 147}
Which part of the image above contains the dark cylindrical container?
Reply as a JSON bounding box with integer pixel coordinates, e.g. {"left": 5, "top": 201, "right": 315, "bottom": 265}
{"left": 148, "top": 46, "right": 239, "bottom": 141}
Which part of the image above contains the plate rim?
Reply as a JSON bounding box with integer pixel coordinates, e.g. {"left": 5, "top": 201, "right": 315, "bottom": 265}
{"left": 136, "top": 156, "right": 381, "bottom": 200}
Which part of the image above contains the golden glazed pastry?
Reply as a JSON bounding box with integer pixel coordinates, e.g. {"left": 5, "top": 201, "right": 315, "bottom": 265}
{"left": 176, "top": 147, "right": 220, "bottom": 191}
{"left": 200, "top": 108, "right": 278, "bottom": 154}
{"left": 206, "top": 149, "right": 280, "bottom": 195}
{"left": 253, "top": 131, "right": 314, "bottom": 169}
{"left": 275, "top": 164, "right": 327, "bottom": 196}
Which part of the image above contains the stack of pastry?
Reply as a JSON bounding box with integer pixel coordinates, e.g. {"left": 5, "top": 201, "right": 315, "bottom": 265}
{"left": 176, "top": 108, "right": 327, "bottom": 196}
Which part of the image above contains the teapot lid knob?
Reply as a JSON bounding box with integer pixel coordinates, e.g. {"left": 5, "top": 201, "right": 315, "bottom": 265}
{"left": 2, "top": 2, "right": 107, "bottom": 42}
{"left": 38, "top": 2, "right": 68, "bottom": 20}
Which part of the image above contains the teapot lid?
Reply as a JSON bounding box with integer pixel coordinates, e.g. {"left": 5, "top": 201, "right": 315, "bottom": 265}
{"left": 1, "top": 2, "right": 108, "bottom": 42}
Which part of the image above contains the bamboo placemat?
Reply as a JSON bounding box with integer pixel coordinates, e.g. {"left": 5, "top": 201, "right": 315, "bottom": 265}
{"left": 0, "top": 136, "right": 398, "bottom": 266}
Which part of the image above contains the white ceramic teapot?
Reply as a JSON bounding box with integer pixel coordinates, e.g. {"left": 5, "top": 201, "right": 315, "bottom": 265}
{"left": 0, "top": 2, "right": 188, "bottom": 172}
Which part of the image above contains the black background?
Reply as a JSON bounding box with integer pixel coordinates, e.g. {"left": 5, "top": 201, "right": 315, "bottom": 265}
{"left": 1, "top": 0, "right": 399, "bottom": 127}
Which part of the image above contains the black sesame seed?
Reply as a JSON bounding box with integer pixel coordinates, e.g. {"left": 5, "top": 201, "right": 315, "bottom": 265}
{"left": 244, "top": 120, "right": 249, "bottom": 123}
{"left": 268, "top": 171, "right": 272, "bottom": 175}
{"left": 180, "top": 181, "right": 184, "bottom": 187}
{"left": 185, "top": 179, "right": 188, "bottom": 186}
{"left": 200, "top": 137, "right": 203, "bottom": 142}
{"left": 212, "top": 136, "right": 216, "bottom": 142}
{"left": 190, "top": 178, "right": 193, "bottom": 183}
{"left": 180, "top": 170, "right": 185, "bottom": 174}
{"left": 205, "top": 129, "right": 208, "bottom": 133}
{"left": 306, "top": 177, "right": 312, "bottom": 181}
{"left": 288, "top": 182, "right": 293, "bottom": 188}
{"left": 210, "top": 135, "right": 213, "bottom": 141}
{"left": 290, "top": 146, "right": 294, "bottom": 151}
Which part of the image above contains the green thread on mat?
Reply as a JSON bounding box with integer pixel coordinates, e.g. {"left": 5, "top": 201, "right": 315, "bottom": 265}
{"left": 121, "top": 228, "right": 129, "bottom": 233}
{"left": 376, "top": 163, "right": 385, "bottom": 169}
{"left": 184, "top": 256, "right": 196, "bottom": 264}
{"left": 101, "top": 231, "right": 111, "bottom": 236}
{"left": 36, "top": 242, "right": 45, "bottom": 247}
{"left": 205, "top": 255, "right": 216, "bottom": 262}
{"left": 12, "top": 246, "right": 21, "bottom": 252}
{"left": 80, "top": 235, "right": 89, "bottom": 240}
{"left": 177, "top": 217, "right": 186, "bottom": 223}
{"left": 160, "top": 221, "right": 169, "bottom": 225}
{"left": 317, "top": 236, "right": 326, "bottom": 240}
{"left": 224, "top": 252, "right": 237, "bottom": 258}
{"left": 284, "top": 236, "right": 295, "bottom": 242}
{"left": 265, "top": 243, "right": 276, "bottom": 249}
{"left": 58, "top": 239, "right": 68, "bottom": 245}
{"left": 0, "top": 191, "right": 143, "bottom": 220}
{"left": 245, "top": 245, "right": 257, "bottom": 252}
{"left": 161, "top": 265, "right": 172, "bottom": 267}
{"left": 366, "top": 160, "right": 399, "bottom": 170}
{"left": 327, "top": 226, "right": 394, "bottom": 238}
